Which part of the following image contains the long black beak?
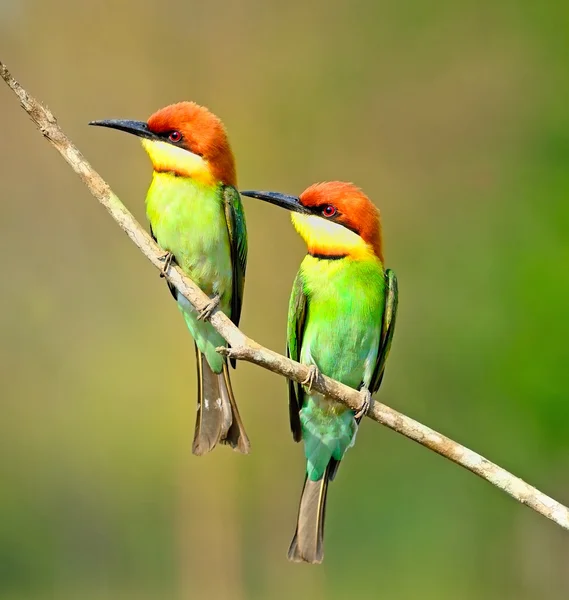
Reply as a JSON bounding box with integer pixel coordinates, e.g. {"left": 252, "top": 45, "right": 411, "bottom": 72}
{"left": 240, "top": 190, "right": 311, "bottom": 214}
{"left": 88, "top": 119, "right": 158, "bottom": 141}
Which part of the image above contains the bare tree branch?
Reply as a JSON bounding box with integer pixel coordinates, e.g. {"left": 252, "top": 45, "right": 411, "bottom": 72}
{"left": 2, "top": 58, "right": 568, "bottom": 532}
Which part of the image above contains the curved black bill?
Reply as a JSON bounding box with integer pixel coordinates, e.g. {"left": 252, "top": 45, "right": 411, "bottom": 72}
{"left": 88, "top": 119, "right": 158, "bottom": 141}
{"left": 240, "top": 190, "right": 310, "bottom": 214}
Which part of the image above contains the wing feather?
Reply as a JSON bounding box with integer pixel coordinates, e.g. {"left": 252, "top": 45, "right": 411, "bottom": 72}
{"left": 287, "top": 271, "right": 308, "bottom": 442}
{"left": 369, "top": 269, "right": 398, "bottom": 394}
{"left": 223, "top": 185, "right": 248, "bottom": 368}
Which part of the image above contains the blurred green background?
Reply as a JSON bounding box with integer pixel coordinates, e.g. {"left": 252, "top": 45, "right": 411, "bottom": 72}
{"left": 2, "top": 1, "right": 569, "bottom": 598}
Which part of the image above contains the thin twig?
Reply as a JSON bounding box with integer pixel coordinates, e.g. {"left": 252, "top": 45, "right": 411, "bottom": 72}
{"left": 2, "top": 58, "right": 568, "bottom": 532}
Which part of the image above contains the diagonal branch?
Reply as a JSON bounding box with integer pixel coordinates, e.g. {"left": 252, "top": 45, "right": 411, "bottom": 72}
{"left": 2, "top": 58, "right": 568, "bottom": 532}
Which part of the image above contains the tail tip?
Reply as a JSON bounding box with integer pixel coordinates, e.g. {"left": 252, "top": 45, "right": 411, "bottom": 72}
{"left": 221, "top": 436, "right": 251, "bottom": 454}
{"left": 192, "top": 438, "right": 215, "bottom": 456}
{"left": 287, "top": 536, "right": 324, "bottom": 564}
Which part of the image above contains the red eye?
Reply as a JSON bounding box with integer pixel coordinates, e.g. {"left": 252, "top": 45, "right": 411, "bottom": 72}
{"left": 168, "top": 131, "right": 182, "bottom": 143}
{"left": 322, "top": 205, "right": 337, "bottom": 218}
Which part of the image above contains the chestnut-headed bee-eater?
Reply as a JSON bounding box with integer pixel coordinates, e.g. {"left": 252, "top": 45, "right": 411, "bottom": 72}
{"left": 242, "top": 182, "right": 398, "bottom": 563}
{"left": 90, "top": 102, "right": 250, "bottom": 455}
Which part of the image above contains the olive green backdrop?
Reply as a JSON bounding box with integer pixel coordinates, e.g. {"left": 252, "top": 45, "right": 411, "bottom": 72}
{"left": 1, "top": 1, "right": 569, "bottom": 598}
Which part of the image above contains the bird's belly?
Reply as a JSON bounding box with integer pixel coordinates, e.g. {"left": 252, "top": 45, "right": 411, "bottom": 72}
{"left": 297, "top": 258, "right": 385, "bottom": 474}
{"left": 156, "top": 222, "right": 232, "bottom": 303}
{"left": 146, "top": 177, "right": 233, "bottom": 308}
{"left": 298, "top": 257, "right": 385, "bottom": 393}
{"left": 301, "top": 323, "right": 378, "bottom": 390}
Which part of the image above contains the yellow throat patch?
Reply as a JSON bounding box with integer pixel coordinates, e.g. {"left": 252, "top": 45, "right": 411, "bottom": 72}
{"left": 291, "top": 213, "right": 374, "bottom": 259}
{"left": 141, "top": 139, "right": 215, "bottom": 185}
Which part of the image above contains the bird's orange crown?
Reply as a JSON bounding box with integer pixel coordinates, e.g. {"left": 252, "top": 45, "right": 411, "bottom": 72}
{"left": 293, "top": 182, "right": 384, "bottom": 262}
{"left": 144, "top": 102, "right": 236, "bottom": 186}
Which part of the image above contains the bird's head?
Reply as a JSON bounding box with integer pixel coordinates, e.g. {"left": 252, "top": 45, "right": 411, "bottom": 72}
{"left": 242, "top": 182, "right": 383, "bottom": 262}
{"left": 90, "top": 102, "right": 236, "bottom": 186}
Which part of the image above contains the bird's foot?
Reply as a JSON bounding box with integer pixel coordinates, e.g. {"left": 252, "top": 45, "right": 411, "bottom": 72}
{"left": 216, "top": 345, "right": 246, "bottom": 361}
{"left": 301, "top": 365, "right": 321, "bottom": 392}
{"left": 355, "top": 388, "right": 372, "bottom": 420}
{"left": 159, "top": 252, "right": 174, "bottom": 278}
{"left": 198, "top": 294, "right": 221, "bottom": 321}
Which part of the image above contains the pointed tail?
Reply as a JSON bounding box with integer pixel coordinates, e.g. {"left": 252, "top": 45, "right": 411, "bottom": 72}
{"left": 287, "top": 463, "right": 333, "bottom": 564}
{"left": 192, "top": 346, "right": 251, "bottom": 456}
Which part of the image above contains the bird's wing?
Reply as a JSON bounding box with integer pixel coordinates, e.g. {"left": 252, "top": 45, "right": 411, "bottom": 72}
{"left": 223, "top": 185, "right": 248, "bottom": 367}
{"left": 287, "top": 270, "right": 308, "bottom": 442}
{"left": 368, "top": 268, "right": 399, "bottom": 395}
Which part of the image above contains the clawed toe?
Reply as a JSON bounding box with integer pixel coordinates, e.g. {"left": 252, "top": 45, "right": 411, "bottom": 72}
{"left": 159, "top": 252, "right": 174, "bottom": 278}
{"left": 198, "top": 294, "right": 221, "bottom": 321}
{"left": 355, "top": 388, "right": 372, "bottom": 420}
{"left": 301, "top": 365, "right": 320, "bottom": 392}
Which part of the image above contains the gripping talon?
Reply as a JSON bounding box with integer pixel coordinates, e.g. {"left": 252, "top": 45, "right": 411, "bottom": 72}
{"left": 355, "top": 388, "right": 372, "bottom": 420}
{"left": 301, "top": 365, "right": 320, "bottom": 392}
{"left": 159, "top": 252, "right": 174, "bottom": 278}
{"left": 198, "top": 294, "right": 221, "bottom": 321}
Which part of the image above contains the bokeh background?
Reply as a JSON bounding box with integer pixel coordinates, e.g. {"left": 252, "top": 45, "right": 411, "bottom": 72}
{"left": 2, "top": 1, "right": 569, "bottom": 598}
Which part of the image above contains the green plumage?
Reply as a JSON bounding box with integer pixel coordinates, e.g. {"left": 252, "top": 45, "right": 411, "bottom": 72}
{"left": 146, "top": 172, "right": 249, "bottom": 454}
{"left": 287, "top": 254, "right": 398, "bottom": 562}
{"left": 146, "top": 173, "right": 242, "bottom": 369}
{"left": 289, "top": 255, "right": 386, "bottom": 478}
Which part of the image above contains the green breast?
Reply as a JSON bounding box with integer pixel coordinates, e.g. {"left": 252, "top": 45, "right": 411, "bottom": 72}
{"left": 297, "top": 255, "right": 386, "bottom": 479}
{"left": 145, "top": 172, "right": 232, "bottom": 372}
{"left": 145, "top": 172, "right": 233, "bottom": 308}
{"left": 300, "top": 255, "right": 385, "bottom": 389}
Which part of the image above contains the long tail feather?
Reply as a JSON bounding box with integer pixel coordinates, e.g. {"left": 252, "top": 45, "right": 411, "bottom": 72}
{"left": 220, "top": 362, "right": 251, "bottom": 454}
{"left": 287, "top": 464, "right": 331, "bottom": 564}
{"left": 192, "top": 346, "right": 250, "bottom": 456}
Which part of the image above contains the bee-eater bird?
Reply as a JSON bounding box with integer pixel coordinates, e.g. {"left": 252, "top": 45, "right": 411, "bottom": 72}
{"left": 242, "top": 182, "right": 398, "bottom": 563}
{"left": 90, "top": 102, "right": 250, "bottom": 455}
